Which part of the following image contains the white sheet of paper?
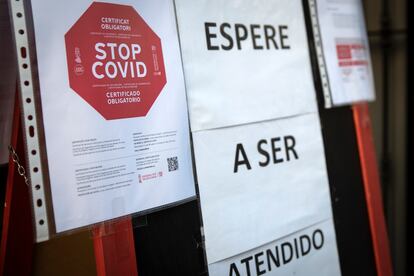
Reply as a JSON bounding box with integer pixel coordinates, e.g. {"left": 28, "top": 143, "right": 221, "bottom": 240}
{"left": 208, "top": 219, "right": 341, "bottom": 276}
{"left": 316, "top": 0, "right": 375, "bottom": 106}
{"left": 31, "top": 0, "right": 195, "bottom": 232}
{"left": 193, "top": 113, "right": 334, "bottom": 264}
{"left": 175, "top": 0, "right": 317, "bottom": 131}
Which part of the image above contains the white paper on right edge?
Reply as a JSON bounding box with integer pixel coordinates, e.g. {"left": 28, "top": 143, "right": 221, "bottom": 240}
{"left": 317, "top": 0, "right": 375, "bottom": 106}
{"left": 209, "top": 219, "right": 342, "bottom": 276}
{"left": 192, "top": 113, "right": 335, "bottom": 264}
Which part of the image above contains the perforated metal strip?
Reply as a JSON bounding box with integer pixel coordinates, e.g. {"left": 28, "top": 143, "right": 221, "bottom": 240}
{"left": 9, "top": 0, "right": 50, "bottom": 242}
{"left": 308, "top": 0, "right": 333, "bottom": 108}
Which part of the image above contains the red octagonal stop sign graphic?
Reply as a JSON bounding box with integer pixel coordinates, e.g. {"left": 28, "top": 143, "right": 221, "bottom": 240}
{"left": 65, "top": 2, "right": 166, "bottom": 120}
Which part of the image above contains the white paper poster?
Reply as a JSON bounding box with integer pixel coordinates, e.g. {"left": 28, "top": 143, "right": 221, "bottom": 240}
{"left": 175, "top": 0, "right": 317, "bottom": 131}
{"left": 209, "top": 219, "right": 341, "bottom": 276}
{"left": 31, "top": 0, "right": 195, "bottom": 232}
{"left": 192, "top": 114, "right": 335, "bottom": 265}
{"left": 176, "top": 0, "right": 341, "bottom": 273}
{"left": 315, "top": 0, "right": 375, "bottom": 106}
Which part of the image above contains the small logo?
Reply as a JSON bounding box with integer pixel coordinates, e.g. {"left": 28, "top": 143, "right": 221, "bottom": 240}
{"left": 75, "top": 47, "right": 82, "bottom": 63}
{"left": 74, "top": 64, "right": 85, "bottom": 76}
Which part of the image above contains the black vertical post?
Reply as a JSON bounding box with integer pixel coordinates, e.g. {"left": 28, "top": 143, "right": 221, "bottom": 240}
{"left": 380, "top": 0, "right": 391, "bottom": 229}
{"left": 405, "top": 0, "right": 411, "bottom": 274}
{"left": 380, "top": 0, "right": 396, "bottom": 271}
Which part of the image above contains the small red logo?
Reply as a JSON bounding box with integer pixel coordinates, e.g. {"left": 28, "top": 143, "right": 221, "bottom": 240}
{"left": 74, "top": 64, "right": 85, "bottom": 76}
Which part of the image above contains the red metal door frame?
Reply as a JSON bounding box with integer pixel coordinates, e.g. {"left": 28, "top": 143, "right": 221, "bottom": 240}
{"left": 92, "top": 218, "right": 138, "bottom": 276}
{"left": 0, "top": 91, "right": 34, "bottom": 276}
{"left": 353, "top": 103, "right": 393, "bottom": 276}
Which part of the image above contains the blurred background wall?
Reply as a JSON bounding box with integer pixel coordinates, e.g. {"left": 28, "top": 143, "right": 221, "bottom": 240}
{"left": 364, "top": 0, "right": 407, "bottom": 275}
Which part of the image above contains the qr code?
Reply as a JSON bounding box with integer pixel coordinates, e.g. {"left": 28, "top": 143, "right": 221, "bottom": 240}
{"left": 167, "top": 157, "right": 179, "bottom": 172}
